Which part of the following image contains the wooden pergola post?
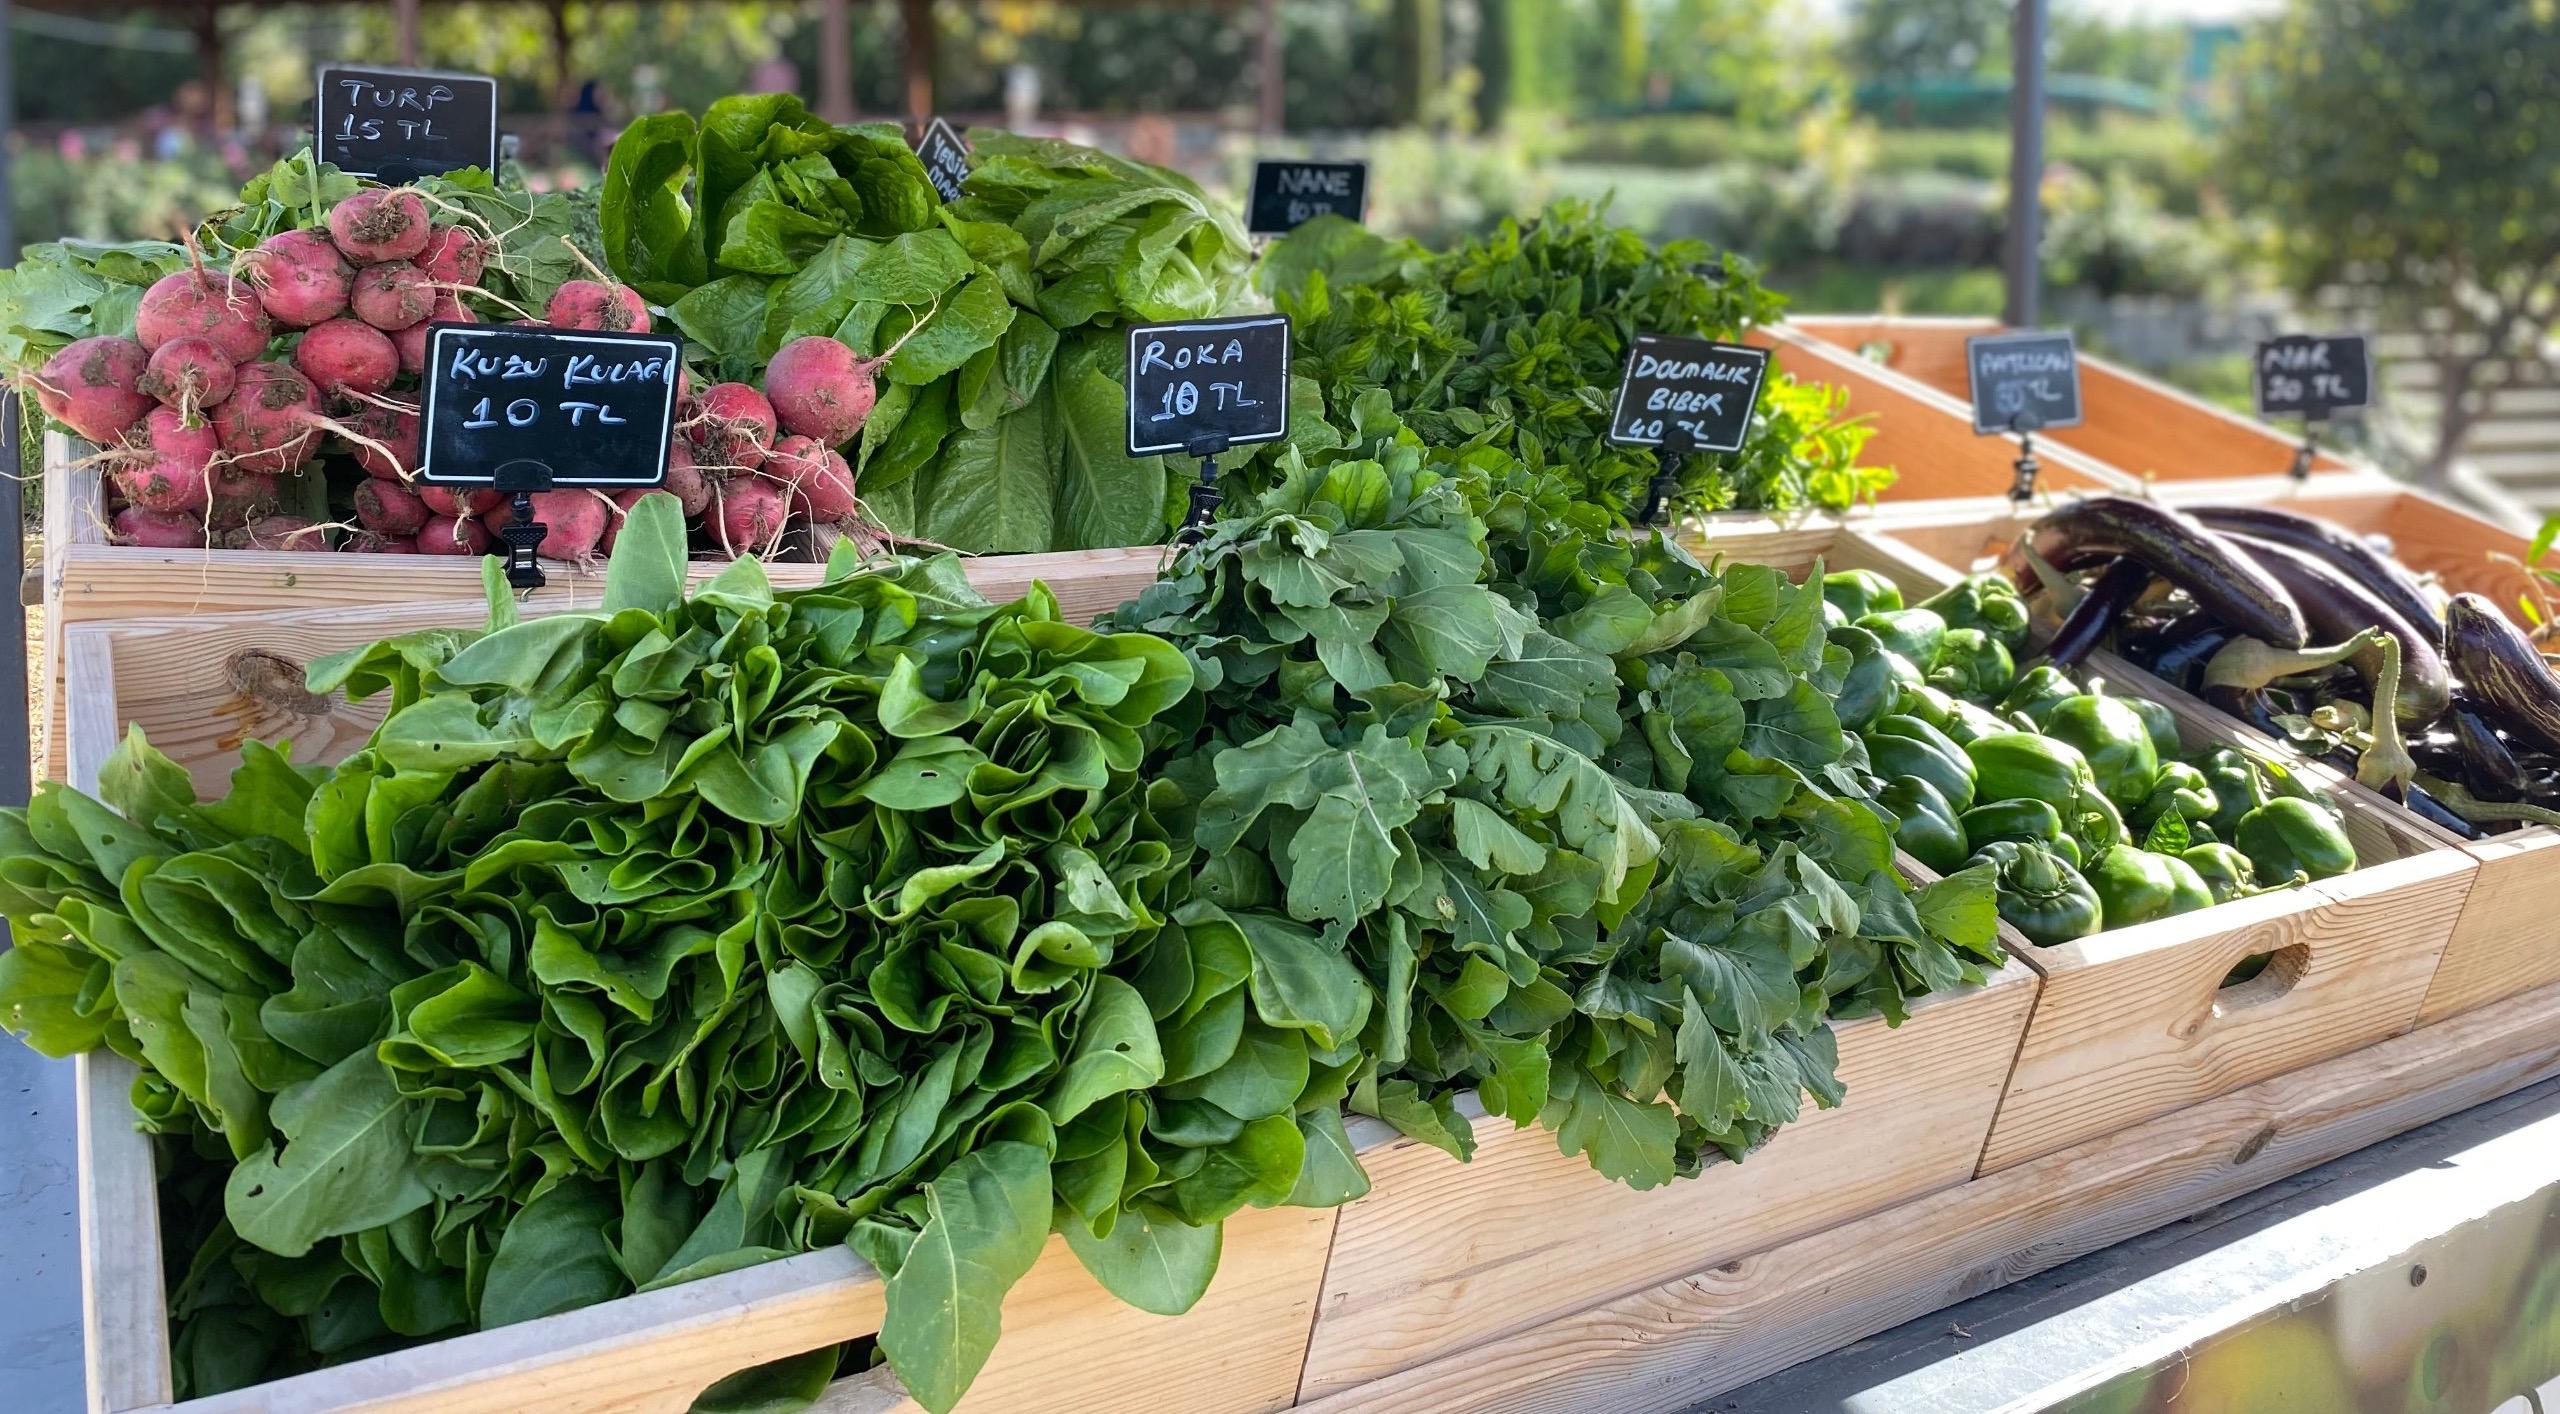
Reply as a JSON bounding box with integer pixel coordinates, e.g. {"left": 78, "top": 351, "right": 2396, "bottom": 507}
{"left": 818, "top": 0, "right": 853, "bottom": 123}
{"left": 192, "top": 6, "right": 232, "bottom": 133}
{"left": 1257, "top": 0, "right": 1281, "bottom": 135}
{"left": 900, "top": 0, "right": 934, "bottom": 120}
{"left": 548, "top": 0, "right": 574, "bottom": 114}
{"left": 395, "top": 0, "right": 421, "bottom": 67}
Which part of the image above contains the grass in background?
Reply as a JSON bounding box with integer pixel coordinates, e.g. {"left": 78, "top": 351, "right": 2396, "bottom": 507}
{"left": 1770, "top": 262, "right": 2007, "bottom": 316}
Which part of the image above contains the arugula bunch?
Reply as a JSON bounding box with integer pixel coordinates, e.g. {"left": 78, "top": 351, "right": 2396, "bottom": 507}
{"left": 1109, "top": 397, "right": 1997, "bottom": 1185}
{"left": 1259, "top": 202, "right": 1894, "bottom": 519}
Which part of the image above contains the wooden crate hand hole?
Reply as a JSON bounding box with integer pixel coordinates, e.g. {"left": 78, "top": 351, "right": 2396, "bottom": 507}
{"left": 2214, "top": 944, "right": 2314, "bottom": 1015}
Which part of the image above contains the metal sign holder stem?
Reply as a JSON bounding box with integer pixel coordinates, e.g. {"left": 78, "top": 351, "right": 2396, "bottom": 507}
{"left": 1638, "top": 428, "right": 1698, "bottom": 526}
{"left": 2007, "top": 417, "right": 2044, "bottom": 503}
{"left": 2290, "top": 412, "right": 2327, "bottom": 482}
{"left": 493, "top": 459, "right": 554, "bottom": 590}
{"left": 1178, "top": 436, "right": 1229, "bottom": 543}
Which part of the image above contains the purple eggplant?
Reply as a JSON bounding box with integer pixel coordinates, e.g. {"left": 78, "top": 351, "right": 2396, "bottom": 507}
{"left": 2220, "top": 531, "right": 2452, "bottom": 723}
{"left": 2012, "top": 497, "right": 2307, "bottom": 649}
{"left": 2187, "top": 504, "right": 2442, "bottom": 646}
{"left": 2444, "top": 594, "right": 2560, "bottom": 755}
{"left": 2044, "top": 557, "right": 2152, "bottom": 668}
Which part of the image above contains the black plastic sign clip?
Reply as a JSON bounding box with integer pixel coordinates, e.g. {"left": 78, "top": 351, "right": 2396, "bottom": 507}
{"left": 1247, "top": 160, "right": 1370, "bottom": 236}
{"left": 1607, "top": 334, "right": 1768, "bottom": 526}
{"left": 314, "top": 65, "right": 501, "bottom": 181}
{"left": 419, "top": 324, "right": 684, "bottom": 590}
{"left": 1966, "top": 330, "right": 2082, "bottom": 502}
{"left": 1125, "top": 314, "right": 1293, "bottom": 540}
{"left": 913, "top": 118, "right": 972, "bottom": 205}
{"left": 2254, "top": 334, "right": 2371, "bottom": 481}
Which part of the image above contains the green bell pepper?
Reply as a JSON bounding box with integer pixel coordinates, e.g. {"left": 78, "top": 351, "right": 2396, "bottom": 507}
{"left": 2088, "top": 846, "right": 2214, "bottom": 928}
{"left": 2235, "top": 798, "right": 2357, "bottom": 884}
{"left": 2131, "top": 761, "right": 2219, "bottom": 837}
{"left": 1941, "top": 697, "right": 2022, "bottom": 745}
{"left": 1971, "top": 839, "right": 2103, "bottom": 947}
{"left": 1920, "top": 574, "right": 2033, "bottom": 654}
{"left": 2068, "top": 780, "right": 2131, "bottom": 854}
{"left": 2181, "top": 842, "right": 2258, "bottom": 903}
{"left": 2201, "top": 747, "right": 2270, "bottom": 841}
{"left": 2000, "top": 666, "right": 2081, "bottom": 729}
{"left": 1929, "top": 627, "right": 2017, "bottom": 701}
{"left": 1895, "top": 680, "right": 1956, "bottom": 731}
{"left": 1878, "top": 775, "right": 1969, "bottom": 874}
{"left": 1962, "top": 798, "right": 2066, "bottom": 851}
{"left": 1829, "top": 626, "right": 1897, "bottom": 732}
{"left": 1823, "top": 568, "right": 1903, "bottom": 623}
{"left": 1966, "top": 731, "right": 2092, "bottom": 806}
{"left": 1867, "top": 714, "right": 1978, "bottom": 813}
{"left": 2042, "top": 680, "right": 2161, "bottom": 811}
{"left": 2121, "top": 694, "right": 2184, "bottom": 766}
{"left": 1857, "top": 607, "right": 1947, "bottom": 670}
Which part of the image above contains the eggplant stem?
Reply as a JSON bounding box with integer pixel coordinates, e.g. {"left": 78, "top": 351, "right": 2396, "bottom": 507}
{"left": 2424, "top": 775, "right": 2560, "bottom": 829}
{"left": 2355, "top": 632, "right": 2416, "bottom": 794}
{"left": 2013, "top": 537, "right": 2086, "bottom": 615}
{"left": 2203, "top": 627, "right": 2382, "bottom": 694}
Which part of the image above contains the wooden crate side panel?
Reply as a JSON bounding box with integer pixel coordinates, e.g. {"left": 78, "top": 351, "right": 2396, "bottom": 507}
{"left": 1978, "top": 847, "right": 2472, "bottom": 1175}
{"left": 1293, "top": 962, "right": 2039, "bottom": 1398}
{"left": 2421, "top": 829, "right": 2560, "bottom": 1024}
{"left": 1282, "top": 976, "right": 2560, "bottom": 1414}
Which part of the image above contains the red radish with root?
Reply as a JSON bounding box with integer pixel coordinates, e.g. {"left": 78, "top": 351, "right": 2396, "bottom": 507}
{"left": 686, "top": 382, "right": 779, "bottom": 472}
{"left": 135, "top": 268, "right": 273, "bottom": 363}
{"left": 419, "top": 485, "right": 502, "bottom": 518}
{"left": 34, "top": 336, "right": 153, "bottom": 441}
{"left": 713, "top": 476, "right": 791, "bottom": 558}
{"left": 224, "top": 514, "right": 327, "bottom": 551}
{"left": 110, "top": 407, "right": 220, "bottom": 513}
{"left": 349, "top": 533, "right": 419, "bottom": 554}
{"left": 294, "top": 319, "right": 400, "bottom": 398}
{"left": 327, "top": 188, "right": 432, "bottom": 264}
{"left": 136, "top": 337, "right": 237, "bottom": 417}
{"left": 207, "top": 468, "right": 283, "bottom": 521}
{"left": 212, "top": 361, "right": 324, "bottom": 472}
{"left": 393, "top": 294, "right": 478, "bottom": 374}
{"left": 112, "top": 505, "right": 206, "bottom": 548}
{"left": 659, "top": 441, "right": 712, "bottom": 517}
{"left": 415, "top": 225, "right": 489, "bottom": 287}
{"left": 764, "top": 434, "right": 861, "bottom": 523}
{"left": 350, "top": 263, "right": 436, "bottom": 331}
{"left": 416, "top": 514, "right": 493, "bottom": 555}
{"left": 546, "top": 279, "right": 652, "bottom": 333}
{"left": 352, "top": 478, "right": 429, "bottom": 538}
{"left": 346, "top": 401, "right": 420, "bottom": 480}
{"left": 240, "top": 229, "right": 353, "bottom": 328}
{"left": 523, "top": 490, "right": 611, "bottom": 561}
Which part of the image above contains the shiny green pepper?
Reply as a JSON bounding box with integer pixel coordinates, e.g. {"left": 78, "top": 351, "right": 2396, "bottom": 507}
{"left": 1878, "top": 775, "right": 1969, "bottom": 874}
{"left": 1868, "top": 715, "right": 1978, "bottom": 813}
{"left": 1829, "top": 626, "right": 1897, "bottom": 732}
{"left": 2235, "top": 798, "right": 2357, "bottom": 883}
{"left": 1962, "top": 798, "right": 2066, "bottom": 851}
{"left": 2201, "top": 747, "right": 2271, "bottom": 841}
{"left": 2000, "top": 666, "right": 2081, "bottom": 728}
{"left": 2088, "top": 846, "right": 2214, "bottom": 928}
{"left": 2132, "top": 761, "right": 2219, "bottom": 836}
{"left": 1971, "top": 839, "right": 2103, "bottom": 947}
{"left": 2121, "top": 694, "right": 2184, "bottom": 766}
{"left": 1857, "top": 608, "right": 1947, "bottom": 670}
{"left": 1896, "top": 681, "right": 1957, "bottom": 731}
{"left": 1823, "top": 568, "right": 1903, "bottom": 623}
{"left": 1966, "top": 730, "right": 2092, "bottom": 806}
{"left": 1941, "top": 697, "right": 2021, "bottom": 745}
{"left": 2068, "top": 781, "right": 2131, "bottom": 854}
{"left": 2042, "top": 681, "right": 2160, "bottom": 810}
{"left": 1929, "top": 627, "right": 2018, "bottom": 701}
{"left": 2181, "top": 842, "right": 2258, "bottom": 903}
{"left": 1920, "top": 574, "right": 2033, "bottom": 654}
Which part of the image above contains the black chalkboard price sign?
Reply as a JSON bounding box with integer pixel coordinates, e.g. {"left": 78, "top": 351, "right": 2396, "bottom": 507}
{"left": 1966, "top": 330, "right": 2084, "bottom": 501}
{"left": 1124, "top": 313, "right": 1291, "bottom": 535}
{"left": 2255, "top": 333, "right": 2370, "bottom": 480}
{"left": 420, "top": 324, "right": 683, "bottom": 587}
{"left": 314, "top": 65, "right": 501, "bottom": 181}
{"left": 1247, "top": 160, "right": 1370, "bottom": 235}
{"left": 1605, "top": 335, "right": 1770, "bottom": 525}
{"left": 913, "top": 118, "right": 971, "bottom": 205}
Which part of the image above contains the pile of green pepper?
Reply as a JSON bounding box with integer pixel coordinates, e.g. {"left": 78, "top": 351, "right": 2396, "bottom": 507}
{"left": 1824, "top": 569, "right": 2360, "bottom": 947}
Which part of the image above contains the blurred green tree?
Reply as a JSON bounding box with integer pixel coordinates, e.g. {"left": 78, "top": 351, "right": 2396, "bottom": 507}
{"left": 1846, "top": 0, "right": 2007, "bottom": 80}
{"left": 2225, "top": 0, "right": 2560, "bottom": 489}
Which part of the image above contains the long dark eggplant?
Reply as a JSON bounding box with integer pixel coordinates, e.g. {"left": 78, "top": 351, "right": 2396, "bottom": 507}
{"left": 2044, "top": 557, "right": 2151, "bottom": 668}
{"left": 2220, "top": 531, "right": 2452, "bottom": 723}
{"left": 2011, "top": 497, "right": 2307, "bottom": 649}
{"left": 2445, "top": 593, "right": 2560, "bottom": 755}
{"left": 2187, "top": 504, "right": 2443, "bottom": 645}
{"left": 2449, "top": 707, "right": 2527, "bottom": 800}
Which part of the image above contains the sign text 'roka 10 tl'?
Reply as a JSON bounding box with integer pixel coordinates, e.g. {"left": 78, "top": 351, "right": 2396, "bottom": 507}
{"left": 2255, "top": 334, "right": 2372, "bottom": 479}
{"left": 1247, "top": 160, "right": 1369, "bottom": 235}
{"left": 912, "top": 118, "right": 971, "bottom": 205}
{"left": 314, "top": 65, "right": 501, "bottom": 181}
{"left": 1124, "top": 313, "right": 1292, "bottom": 536}
{"left": 1965, "top": 329, "right": 2084, "bottom": 501}
{"left": 1606, "top": 333, "right": 1769, "bottom": 524}
{"left": 421, "top": 324, "right": 684, "bottom": 589}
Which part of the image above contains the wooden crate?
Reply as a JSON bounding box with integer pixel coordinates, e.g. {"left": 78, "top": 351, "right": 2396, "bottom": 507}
{"left": 1786, "top": 315, "right": 2364, "bottom": 484}
{"left": 1863, "top": 488, "right": 2560, "bottom": 1031}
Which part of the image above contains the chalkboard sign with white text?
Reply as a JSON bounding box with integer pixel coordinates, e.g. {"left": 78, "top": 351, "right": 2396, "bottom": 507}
{"left": 419, "top": 325, "right": 682, "bottom": 488}
{"left": 1247, "top": 160, "right": 1369, "bottom": 235}
{"left": 1606, "top": 335, "right": 1769, "bottom": 453}
{"left": 2254, "top": 334, "right": 2371, "bottom": 420}
{"left": 1124, "top": 314, "right": 1291, "bottom": 456}
{"left": 914, "top": 118, "right": 971, "bottom": 204}
{"left": 1966, "top": 330, "right": 2084, "bottom": 435}
{"left": 314, "top": 65, "right": 501, "bottom": 181}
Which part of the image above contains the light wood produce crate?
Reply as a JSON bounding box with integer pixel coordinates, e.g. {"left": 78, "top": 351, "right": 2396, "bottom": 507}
{"left": 1785, "top": 314, "right": 2365, "bottom": 485}
{"left": 1867, "top": 485, "right": 2560, "bottom": 1031}
{"left": 1718, "top": 519, "right": 2475, "bottom": 1177}
{"left": 54, "top": 527, "right": 2044, "bottom": 1414}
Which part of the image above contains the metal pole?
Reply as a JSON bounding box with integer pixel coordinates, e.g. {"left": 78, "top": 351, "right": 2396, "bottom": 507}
{"left": 1257, "top": 0, "right": 1283, "bottom": 137}
{"left": 819, "top": 0, "right": 854, "bottom": 123}
{"left": 396, "top": 0, "right": 421, "bottom": 67}
{"left": 901, "top": 0, "right": 935, "bottom": 122}
{"left": 2003, "top": 0, "right": 2047, "bottom": 329}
